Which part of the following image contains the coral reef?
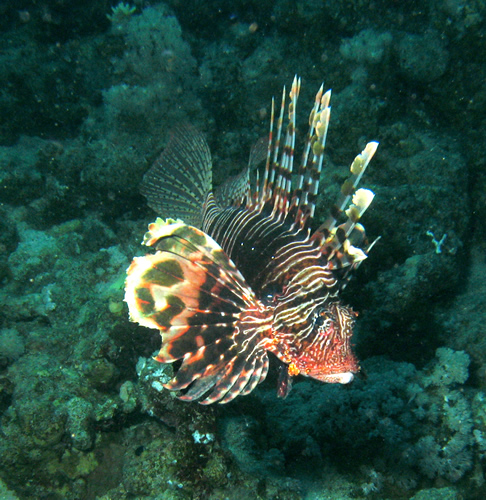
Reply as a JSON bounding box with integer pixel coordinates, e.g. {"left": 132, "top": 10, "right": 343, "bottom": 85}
{"left": 223, "top": 347, "right": 479, "bottom": 495}
{"left": 0, "top": 0, "right": 485, "bottom": 498}
{"left": 0, "top": 329, "right": 24, "bottom": 368}
{"left": 396, "top": 31, "right": 449, "bottom": 83}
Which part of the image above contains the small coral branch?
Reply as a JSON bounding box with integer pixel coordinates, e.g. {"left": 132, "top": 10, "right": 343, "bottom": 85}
{"left": 426, "top": 230, "right": 447, "bottom": 254}
{"left": 107, "top": 2, "right": 136, "bottom": 24}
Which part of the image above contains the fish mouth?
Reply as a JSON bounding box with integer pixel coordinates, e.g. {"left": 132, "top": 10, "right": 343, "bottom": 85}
{"left": 311, "top": 371, "right": 355, "bottom": 384}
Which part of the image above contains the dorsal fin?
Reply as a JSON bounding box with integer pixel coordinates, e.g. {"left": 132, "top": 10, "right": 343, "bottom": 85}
{"left": 292, "top": 85, "right": 331, "bottom": 229}
{"left": 215, "top": 136, "right": 268, "bottom": 208}
{"left": 204, "top": 78, "right": 378, "bottom": 288}
{"left": 318, "top": 141, "right": 379, "bottom": 235}
{"left": 252, "top": 76, "right": 332, "bottom": 232}
{"left": 141, "top": 124, "right": 212, "bottom": 228}
{"left": 310, "top": 142, "right": 379, "bottom": 274}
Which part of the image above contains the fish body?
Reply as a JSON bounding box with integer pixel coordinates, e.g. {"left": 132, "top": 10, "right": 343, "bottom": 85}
{"left": 125, "top": 77, "right": 378, "bottom": 404}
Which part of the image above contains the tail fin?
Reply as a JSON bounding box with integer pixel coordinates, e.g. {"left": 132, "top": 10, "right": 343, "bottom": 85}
{"left": 141, "top": 125, "right": 212, "bottom": 228}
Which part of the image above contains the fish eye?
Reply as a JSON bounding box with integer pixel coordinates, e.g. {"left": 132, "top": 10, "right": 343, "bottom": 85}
{"left": 313, "top": 312, "right": 324, "bottom": 328}
{"left": 261, "top": 284, "right": 280, "bottom": 304}
{"left": 313, "top": 307, "right": 336, "bottom": 329}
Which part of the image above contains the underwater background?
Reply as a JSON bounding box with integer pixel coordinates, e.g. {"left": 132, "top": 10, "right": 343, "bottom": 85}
{"left": 0, "top": 0, "right": 486, "bottom": 498}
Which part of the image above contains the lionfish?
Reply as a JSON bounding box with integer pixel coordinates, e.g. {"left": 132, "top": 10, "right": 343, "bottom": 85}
{"left": 125, "top": 76, "right": 378, "bottom": 404}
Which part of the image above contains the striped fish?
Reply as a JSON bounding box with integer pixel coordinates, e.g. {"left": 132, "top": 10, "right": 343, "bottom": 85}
{"left": 125, "top": 76, "right": 378, "bottom": 404}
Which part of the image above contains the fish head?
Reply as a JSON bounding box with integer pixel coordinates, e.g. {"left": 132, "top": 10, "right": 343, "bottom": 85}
{"left": 289, "top": 302, "right": 360, "bottom": 384}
